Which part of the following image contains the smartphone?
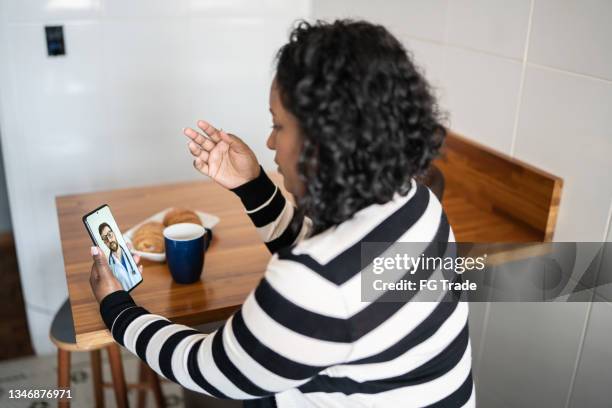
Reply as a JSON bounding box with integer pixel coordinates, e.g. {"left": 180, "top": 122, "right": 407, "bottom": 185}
{"left": 83, "top": 204, "right": 143, "bottom": 293}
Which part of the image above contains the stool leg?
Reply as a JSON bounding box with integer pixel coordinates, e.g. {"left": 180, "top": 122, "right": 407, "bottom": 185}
{"left": 146, "top": 365, "right": 166, "bottom": 408}
{"left": 107, "top": 344, "right": 129, "bottom": 408}
{"left": 137, "top": 362, "right": 147, "bottom": 408}
{"left": 90, "top": 350, "right": 105, "bottom": 408}
{"left": 58, "top": 349, "right": 71, "bottom": 408}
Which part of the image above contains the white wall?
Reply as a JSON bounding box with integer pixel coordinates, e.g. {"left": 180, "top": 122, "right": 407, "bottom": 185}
{"left": 312, "top": 1, "right": 612, "bottom": 407}
{"left": 0, "top": 0, "right": 310, "bottom": 354}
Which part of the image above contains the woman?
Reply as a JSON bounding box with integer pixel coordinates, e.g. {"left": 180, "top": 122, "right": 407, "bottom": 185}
{"left": 90, "top": 20, "right": 474, "bottom": 407}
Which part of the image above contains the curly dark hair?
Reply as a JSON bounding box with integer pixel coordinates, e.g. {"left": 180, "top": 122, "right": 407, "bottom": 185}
{"left": 275, "top": 19, "right": 446, "bottom": 234}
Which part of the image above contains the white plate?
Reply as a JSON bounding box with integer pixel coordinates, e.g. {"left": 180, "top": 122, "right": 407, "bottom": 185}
{"left": 125, "top": 208, "right": 220, "bottom": 262}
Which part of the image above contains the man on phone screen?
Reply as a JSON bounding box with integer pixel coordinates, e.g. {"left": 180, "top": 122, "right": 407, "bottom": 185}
{"left": 98, "top": 223, "right": 140, "bottom": 290}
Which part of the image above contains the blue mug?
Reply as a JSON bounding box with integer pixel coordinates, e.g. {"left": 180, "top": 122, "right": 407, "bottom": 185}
{"left": 163, "top": 223, "right": 208, "bottom": 284}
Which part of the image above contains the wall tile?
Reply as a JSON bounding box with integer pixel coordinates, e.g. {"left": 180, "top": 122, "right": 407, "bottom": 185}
{"left": 513, "top": 66, "right": 612, "bottom": 241}
{"left": 528, "top": 0, "right": 612, "bottom": 81}
{"left": 475, "top": 386, "right": 509, "bottom": 408}
{"left": 311, "top": 0, "right": 449, "bottom": 42}
{"left": 3, "top": 0, "right": 103, "bottom": 22}
{"left": 184, "top": 0, "right": 310, "bottom": 20}
{"left": 103, "top": 0, "right": 183, "bottom": 18}
{"left": 106, "top": 0, "right": 310, "bottom": 19}
{"left": 593, "top": 220, "right": 612, "bottom": 302}
{"left": 477, "top": 303, "right": 589, "bottom": 407}
{"left": 443, "top": 47, "right": 522, "bottom": 154}
{"left": 402, "top": 38, "right": 449, "bottom": 110}
{"left": 467, "top": 301, "right": 488, "bottom": 380}
{"left": 446, "top": 0, "right": 531, "bottom": 59}
{"left": 569, "top": 301, "right": 612, "bottom": 407}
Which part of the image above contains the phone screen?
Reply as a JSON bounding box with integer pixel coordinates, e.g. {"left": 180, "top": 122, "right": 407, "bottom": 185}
{"left": 83, "top": 205, "right": 143, "bottom": 292}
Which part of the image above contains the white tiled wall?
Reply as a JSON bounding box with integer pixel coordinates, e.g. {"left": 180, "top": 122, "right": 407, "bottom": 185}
{"left": 446, "top": 0, "right": 532, "bottom": 59}
{"left": 513, "top": 67, "right": 612, "bottom": 242}
{"left": 0, "top": 0, "right": 310, "bottom": 354}
{"left": 313, "top": 0, "right": 612, "bottom": 242}
{"left": 312, "top": 0, "right": 448, "bottom": 42}
{"left": 443, "top": 47, "right": 523, "bottom": 154}
{"left": 569, "top": 221, "right": 612, "bottom": 407}
{"left": 311, "top": 1, "right": 611, "bottom": 407}
{"left": 529, "top": 0, "right": 612, "bottom": 81}
{"left": 569, "top": 301, "right": 612, "bottom": 408}
{"left": 477, "top": 303, "right": 591, "bottom": 407}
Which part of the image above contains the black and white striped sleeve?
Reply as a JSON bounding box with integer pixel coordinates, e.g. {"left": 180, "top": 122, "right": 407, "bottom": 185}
{"left": 231, "top": 166, "right": 311, "bottom": 254}
{"left": 99, "top": 260, "right": 352, "bottom": 400}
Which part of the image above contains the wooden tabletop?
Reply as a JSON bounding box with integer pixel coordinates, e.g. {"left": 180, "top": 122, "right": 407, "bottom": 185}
{"left": 57, "top": 175, "right": 285, "bottom": 349}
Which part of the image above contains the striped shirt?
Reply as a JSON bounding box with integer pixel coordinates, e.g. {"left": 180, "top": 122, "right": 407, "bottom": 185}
{"left": 100, "top": 167, "right": 475, "bottom": 407}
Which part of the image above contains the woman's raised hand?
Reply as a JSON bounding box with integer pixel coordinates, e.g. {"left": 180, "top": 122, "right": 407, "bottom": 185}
{"left": 184, "top": 120, "right": 260, "bottom": 190}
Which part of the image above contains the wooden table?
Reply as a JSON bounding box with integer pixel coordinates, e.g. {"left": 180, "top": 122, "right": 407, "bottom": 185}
{"left": 57, "top": 176, "right": 284, "bottom": 349}
{"left": 57, "top": 155, "right": 559, "bottom": 349}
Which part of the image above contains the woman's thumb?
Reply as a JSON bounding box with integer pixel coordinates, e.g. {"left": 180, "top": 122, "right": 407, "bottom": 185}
{"left": 91, "top": 246, "right": 109, "bottom": 270}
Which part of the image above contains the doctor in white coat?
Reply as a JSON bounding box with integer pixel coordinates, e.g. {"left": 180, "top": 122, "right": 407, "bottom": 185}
{"left": 98, "top": 222, "right": 141, "bottom": 291}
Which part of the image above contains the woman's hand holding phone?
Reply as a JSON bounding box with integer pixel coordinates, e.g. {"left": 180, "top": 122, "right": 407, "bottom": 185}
{"left": 184, "top": 120, "right": 260, "bottom": 189}
{"left": 89, "top": 245, "right": 143, "bottom": 303}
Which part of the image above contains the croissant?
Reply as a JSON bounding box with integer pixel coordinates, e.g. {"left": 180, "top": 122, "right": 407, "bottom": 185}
{"left": 163, "top": 208, "right": 202, "bottom": 226}
{"left": 132, "top": 221, "right": 165, "bottom": 253}
{"left": 132, "top": 233, "right": 165, "bottom": 253}
{"left": 133, "top": 221, "right": 164, "bottom": 237}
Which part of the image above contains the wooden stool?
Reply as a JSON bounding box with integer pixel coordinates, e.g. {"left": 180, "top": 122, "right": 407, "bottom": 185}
{"left": 50, "top": 299, "right": 166, "bottom": 408}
